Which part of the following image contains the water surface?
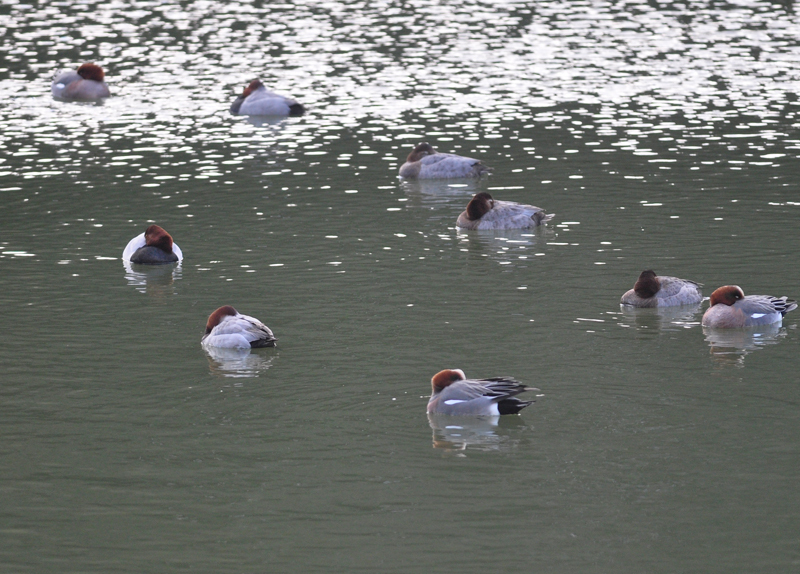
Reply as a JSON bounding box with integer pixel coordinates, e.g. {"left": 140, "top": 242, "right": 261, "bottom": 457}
{"left": 2, "top": 1, "right": 800, "bottom": 572}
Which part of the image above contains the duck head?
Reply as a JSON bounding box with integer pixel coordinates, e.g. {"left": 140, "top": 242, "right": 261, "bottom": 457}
{"left": 205, "top": 305, "right": 239, "bottom": 335}
{"left": 242, "top": 79, "right": 264, "bottom": 97}
{"left": 431, "top": 369, "right": 466, "bottom": 393}
{"left": 633, "top": 269, "right": 660, "bottom": 298}
{"left": 144, "top": 225, "right": 175, "bottom": 254}
{"left": 76, "top": 63, "right": 105, "bottom": 82}
{"left": 709, "top": 285, "right": 745, "bottom": 307}
{"left": 466, "top": 192, "right": 494, "bottom": 221}
{"left": 406, "top": 142, "right": 436, "bottom": 163}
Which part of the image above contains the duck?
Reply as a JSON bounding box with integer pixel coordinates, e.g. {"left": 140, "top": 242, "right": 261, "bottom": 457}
{"left": 229, "top": 79, "right": 305, "bottom": 117}
{"left": 456, "top": 192, "right": 553, "bottom": 230}
{"left": 702, "top": 285, "right": 797, "bottom": 328}
{"left": 427, "top": 369, "right": 536, "bottom": 416}
{"left": 620, "top": 270, "right": 703, "bottom": 307}
{"left": 51, "top": 63, "right": 110, "bottom": 101}
{"left": 202, "top": 305, "right": 277, "bottom": 349}
{"left": 399, "top": 142, "right": 492, "bottom": 179}
{"left": 122, "top": 225, "right": 183, "bottom": 265}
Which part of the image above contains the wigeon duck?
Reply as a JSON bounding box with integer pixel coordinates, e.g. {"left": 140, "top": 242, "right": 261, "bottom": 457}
{"left": 620, "top": 270, "right": 703, "bottom": 307}
{"left": 702, "top": 285, "right": 797, "bottom": 328}
{"left": 122, "top": 225, "right": 183, "bottom": 265}
{"left": 427, "top": 369, "right": 536, "bottom": 416}
{"left": 202, "top": 305, "right": 277, "bottom": 349}
{"left": 229, "top": 79, "right": 305, "bottom": 117}
{"left": 399, "top": 143, "right": 492, "bottom": 179}
{"left": 51, "top": 63, "right": 110, "bottom": 101}
{"left": 456, "top": 192, "right": 553, "bottom": 230}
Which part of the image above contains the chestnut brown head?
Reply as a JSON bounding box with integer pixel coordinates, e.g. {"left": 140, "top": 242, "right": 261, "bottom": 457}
{"left": 143, "top": 225, "right": 174, "bottom": 253}
{"left": 466, "top": 192, "right": 494, "bottom": 221}
{"left": 76, "top": 63, "right": 105, "bottom": 82}
{"left": 431, "top": 369, "right": 466, "bottom": 393}
{"left": 205, "top": 305, "right": 239, "bottom": 334}
{"left": 709, "top": 285, "right": 745, "bottom": 307}
{"left": 242, "top": 79, "right": 264, "bottom": 97}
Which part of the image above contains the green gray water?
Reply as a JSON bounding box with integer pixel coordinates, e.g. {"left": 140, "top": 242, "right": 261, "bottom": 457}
{"left": 2, "top": 1, "right": 800, "bottom": 572}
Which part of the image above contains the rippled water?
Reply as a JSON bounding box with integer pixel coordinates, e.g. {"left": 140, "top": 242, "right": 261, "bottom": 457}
{"left": 2, "top": 1, "right": 800, "bottom": 572}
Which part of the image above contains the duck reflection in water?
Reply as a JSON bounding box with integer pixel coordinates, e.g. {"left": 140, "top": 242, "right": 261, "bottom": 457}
{"left": 399, "top": 178, "right": 484, "bottom": 208}
{"left": 241, "top": 114, "right": 298, "bottom": 128}
{"left": 204, "top": 346, "right": 276, "bottom": 378}
{"left": 618, "top": 302, "right": 704, "bottom": 333}
{"left": 427, "top": 413, "right": 528, "bottom": 453}
{"left": 123, "top": 259, "right": 182, "bottom": 297}
{"left": 703, "top": 323, "right": 787, "bottom": 367}
{"left": 456, "top": 225, "right": 554, "bottom": 266}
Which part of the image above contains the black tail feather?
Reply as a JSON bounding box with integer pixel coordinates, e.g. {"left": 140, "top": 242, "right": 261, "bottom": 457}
{"left": 497, "top": 398, "right": 534, "bottom": 415}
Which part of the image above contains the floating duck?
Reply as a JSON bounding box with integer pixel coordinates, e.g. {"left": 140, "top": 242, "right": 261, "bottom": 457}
{"left": 51, "top": 63, "right": 110, "bottom": 101}
{"left": 456, "top": 192, "right": 553, "bottom": 230}
{"left": 202, "top": 305, "right": 277, "bottom": 349}
{"left": 620, "top": 270, "right": 703, "bottom": 307}
{"left": 122, "top": 225, "right": 183, "bottom": 265}
{"left": 427, "top": 369, "right": 536, "bottom": 416}
{"left": 702, "top": 285, "right": 797, "bottom": 328}
{"left": 230, "top": 79, "right": 305, "bottom": 116}
{"left": 399, "top": 143, "right": 491, "bottom": 179}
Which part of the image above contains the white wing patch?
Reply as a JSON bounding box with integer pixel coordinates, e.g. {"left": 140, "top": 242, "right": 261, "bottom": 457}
{"left": 444, "top": 399, "right": 466, "bottom": 405}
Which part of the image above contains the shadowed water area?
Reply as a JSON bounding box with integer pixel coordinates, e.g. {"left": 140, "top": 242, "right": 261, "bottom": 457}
{"left": 1, "top": 0, "right": 800, "bottom": 572}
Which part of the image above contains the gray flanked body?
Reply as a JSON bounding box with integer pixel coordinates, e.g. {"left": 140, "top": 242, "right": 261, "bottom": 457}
{"left": 230, "top": 82, "right": 304, "bottom": 117}
{"left": 703, "top": 294, "right": 797, "bottom": 328}
{"left": 428, "top": 376, "right": 535, "bottom": 416}
{"left": 457, "top": 200, "right": 553, "bottom": 230}
{"left": 621, "top": 275, "right": 703, "bottom": 307}
{"left": 202, "top": 306, "right": 277, "bottom": 349}
{"left": 51, "top": 70, "right": 110, "bottom": 100}
{"left": 400, "top": 152, "right": 491, "bottom": 179}
{"left": 399, "top": 143, "right": 491, "bottom": 179}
